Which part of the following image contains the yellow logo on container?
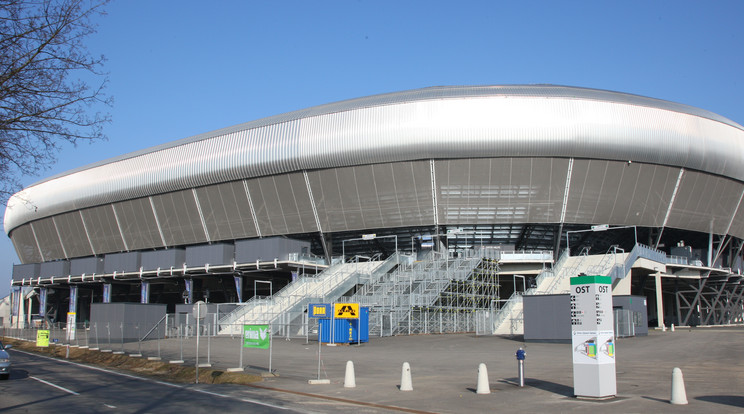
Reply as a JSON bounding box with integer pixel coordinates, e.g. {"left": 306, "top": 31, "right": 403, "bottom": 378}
{"left": 334, "top": 303, "right": 360, "bottom": 319}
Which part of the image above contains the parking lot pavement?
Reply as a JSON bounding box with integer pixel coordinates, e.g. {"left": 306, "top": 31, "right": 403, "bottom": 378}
{"left": 125, "top": 326, "right": 744, "bottom": 413}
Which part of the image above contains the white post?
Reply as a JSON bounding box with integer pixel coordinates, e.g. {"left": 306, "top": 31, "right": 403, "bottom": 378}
{"left": 655, "top": 274, "right": 665, "bottom": 328}
{"left": 268, "top": 323, "right": 273, "bottom": 374}
{"left": 196, "top": 315, "right": 200, "bottom": 383}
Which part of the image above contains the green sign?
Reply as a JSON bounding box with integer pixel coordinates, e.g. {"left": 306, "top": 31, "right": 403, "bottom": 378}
{"left": 36, "top": 330, "right": 50, "bottom": 347}
{"left": 243, "top": 324, "right": 270, "bottom": 349}
{"left": 570, "top": 275, "right": 611, "bottom": 285}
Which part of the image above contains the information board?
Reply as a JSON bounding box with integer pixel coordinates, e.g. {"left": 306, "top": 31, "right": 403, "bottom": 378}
{"left": 309, "top": 303, "right": 331, "bottom": 318}
{"left": 570, "top": 275, "right": 616, "bottom": 398}
{"left": 243, "top": 324, "right": 270, "bottom": 349}
{"left": 36, "top": 330, "right": 50, "bottom": 347}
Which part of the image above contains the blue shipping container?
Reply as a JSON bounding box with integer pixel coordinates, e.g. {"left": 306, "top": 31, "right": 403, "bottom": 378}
{"left": 318, "top": 307, "right": 369, "bottom": 343}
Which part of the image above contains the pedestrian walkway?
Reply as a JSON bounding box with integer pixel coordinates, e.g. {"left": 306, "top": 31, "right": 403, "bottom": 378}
{"left": 101, "top": 326, "right": 744, "bottom": 413}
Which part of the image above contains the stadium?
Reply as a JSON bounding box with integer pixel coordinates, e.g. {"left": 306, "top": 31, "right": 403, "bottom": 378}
{"left": 5, "top": 85, "right": 744, "bottom": 337}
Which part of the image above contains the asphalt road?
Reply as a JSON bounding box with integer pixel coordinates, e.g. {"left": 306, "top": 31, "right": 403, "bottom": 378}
{"left": 0, "top": 349, "right": 340, "bottom": 414}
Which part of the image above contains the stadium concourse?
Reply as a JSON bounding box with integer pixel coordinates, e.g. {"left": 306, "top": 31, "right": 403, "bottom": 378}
{"left": 4, "top": 85, "right": 744, "bottom": 337}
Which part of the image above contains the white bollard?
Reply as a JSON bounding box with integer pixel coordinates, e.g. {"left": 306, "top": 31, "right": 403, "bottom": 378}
{"left": 400, "top": 362, "right": 413, "bottom": 391}
{"left": 671, "top": 324, "right": 675, "bottom": 332}
{"left": 476, "top": 363, "right": 490, "bottom": 394}
{"left": 344, "top": 360, "right": 356, "bottom": 388}
{"left": 670, "top": 367, "right": 688, "bottom": 405}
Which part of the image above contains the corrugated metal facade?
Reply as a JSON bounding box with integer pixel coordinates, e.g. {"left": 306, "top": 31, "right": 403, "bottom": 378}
{"left": 5, "top": 85, "right": 744, "bottom": 263}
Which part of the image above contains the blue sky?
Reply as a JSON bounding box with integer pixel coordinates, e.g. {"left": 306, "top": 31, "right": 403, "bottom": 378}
{"left": 2, "top": 0, "right": 743, "bottom": 297}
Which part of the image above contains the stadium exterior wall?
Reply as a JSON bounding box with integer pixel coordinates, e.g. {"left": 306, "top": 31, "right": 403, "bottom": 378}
{"left": 5, "top": 85, "right": 744, "bottom": 264}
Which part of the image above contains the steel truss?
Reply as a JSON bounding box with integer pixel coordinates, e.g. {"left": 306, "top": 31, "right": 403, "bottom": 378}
{"left": 676, "top": 275, "right": 744, "bottom": 326}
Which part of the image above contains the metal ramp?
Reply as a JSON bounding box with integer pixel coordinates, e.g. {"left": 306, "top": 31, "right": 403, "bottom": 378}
{"left": 217, "top": 257, "right": 393, "bottom": 335}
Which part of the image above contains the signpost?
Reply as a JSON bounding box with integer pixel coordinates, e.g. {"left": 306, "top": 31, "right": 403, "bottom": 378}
{"left": 570, "top": 275, "right": 616, "bottom": 399}
{"left": 309, "top": 303, "right": 331, "bottom": 381}
{"left": 193, "top": 301, "right": 206, "bottom": 383}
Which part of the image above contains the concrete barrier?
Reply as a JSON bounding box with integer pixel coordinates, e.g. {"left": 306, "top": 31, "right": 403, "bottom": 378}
{"left": 670, "top": 367, "right": 688, "bottom": 405}
{"left": 476, "top": 363, "right": 490, "bottom": 394}
{"left": 344, "top": 360, "right": 356, "bottom": 388}
{"left": 400, "top": 362, "right": 413, "bottom": 391}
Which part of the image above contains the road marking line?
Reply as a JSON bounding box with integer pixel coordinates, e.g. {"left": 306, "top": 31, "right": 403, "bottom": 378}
{"left": 29, "top": 375, "right": 80, "bottom": 395}
{"left": 191, "top": 388, "right": 292, "bottom": 411}
{"left": 14, "top": 349, "right": 291, "bottom": 411}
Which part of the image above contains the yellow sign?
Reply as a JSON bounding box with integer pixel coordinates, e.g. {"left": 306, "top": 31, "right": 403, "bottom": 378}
{"left": 313, "top": 305, "right": 327, "bottom": 316}
{"left": 334, "top": 303, "right": 360, "bottom": 319}
{"left": 36, "top": 330, "right": 50, "bottom": 347}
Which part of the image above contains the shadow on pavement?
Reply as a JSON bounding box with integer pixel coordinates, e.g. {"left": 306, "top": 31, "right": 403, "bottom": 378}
{"left": 8, "top": 369, "right": 30, "bottom": 380}
{"left": 696, "top": 395, "right": 744, "bottom": 408}
{"left": 497, "top": 378, "right": 574, "bottom": 397}
{"left": 640, "top": 396, "right": 669, "bottom": 404}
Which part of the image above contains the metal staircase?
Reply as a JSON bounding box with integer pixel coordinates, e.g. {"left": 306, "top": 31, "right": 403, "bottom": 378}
{"left": 217, "top": 256, "right": 395, "bottom": 335}
{"left": 489, "top": 243, "right": 669, "bottom": 335}
{"left": 343, "top": 250, "right": 494, "bottom": 336}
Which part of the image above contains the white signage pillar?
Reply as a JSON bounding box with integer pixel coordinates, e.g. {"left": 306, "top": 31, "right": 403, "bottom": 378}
{"left": 571, "top": 275, "right": 616, "bottom": 398}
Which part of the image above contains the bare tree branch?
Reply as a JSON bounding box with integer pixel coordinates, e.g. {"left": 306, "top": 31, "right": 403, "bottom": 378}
{"left": 0, "top": 0, "right": 111, "bottom": 204}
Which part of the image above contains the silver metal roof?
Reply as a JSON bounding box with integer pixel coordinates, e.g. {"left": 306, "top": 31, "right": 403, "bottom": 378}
{"left": 6, "top": 84, "right": 744, "bottom": 234}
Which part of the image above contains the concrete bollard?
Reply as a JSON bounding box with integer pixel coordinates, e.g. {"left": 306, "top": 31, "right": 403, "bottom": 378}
{"left": 344, "top": 360, "right": 356, "bottom": 388}
{"left": 400, "top": 362, "right": 413, "bottom": 391}
{"left": 671, "top": 324, "right": 675, "bottom": 332}
{"left": 670, "top": 367, "right": 688, "bottom": 405}
{"left": 476, "top": 363, "right": 490, "bottom": 394}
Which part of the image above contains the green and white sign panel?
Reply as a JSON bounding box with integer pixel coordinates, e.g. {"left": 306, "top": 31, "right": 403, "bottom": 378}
{"left": 570, "top": 275, "right": 616, "bottom": 398}
{"left": 243, "top": 324, "right": 270, "bottom": 349}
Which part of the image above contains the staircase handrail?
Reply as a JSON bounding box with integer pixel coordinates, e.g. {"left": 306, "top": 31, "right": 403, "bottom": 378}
{"left": 218, "top": 262, "right": 364, "bottom": 327}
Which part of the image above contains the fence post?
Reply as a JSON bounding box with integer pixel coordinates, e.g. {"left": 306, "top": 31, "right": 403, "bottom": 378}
{"left": 425, "top": 308, "right": 429, "bottom": 334}
{"left": 94, "top": 322, "right": 100, "bottom": 349}
{"left": 83, "top": 322, "right": 89, "bottom": 348}
{"left": 238, "top": 324, "right": 244, "bottom": 369}
{"left": 137, "top": 324, "right": 141, "bottom": 355}
{"left": 207, "top": 323, "right": 211, "bottom": 366}
{"left": 157, "top": 324, "right": 161, "bottom": 359}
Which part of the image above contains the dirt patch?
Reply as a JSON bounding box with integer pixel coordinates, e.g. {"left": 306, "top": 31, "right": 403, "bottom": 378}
{"left": 3, "top": 338, "right": 262, "bottom": 385}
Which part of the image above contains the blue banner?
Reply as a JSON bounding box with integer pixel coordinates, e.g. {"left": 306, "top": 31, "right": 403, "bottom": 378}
{"left": 11, "top": 287, "right": 20, "bottom": 317}
{"left": 103, "top": 284, "right": 111, "bottom": 303}
{"left": 234, "top": 276, "right": 243, "bottom": 303}
{"left": 68, "top": 285, "right": 78, "bottom": 314}
{"left": 39, "top": 287, "right": 47, "bottom": 317}
{"left": 140, "top": 282, "right": 150, "bottom": 304}
{"left": 184, "top": 279, "right": 192, "bottom": 304}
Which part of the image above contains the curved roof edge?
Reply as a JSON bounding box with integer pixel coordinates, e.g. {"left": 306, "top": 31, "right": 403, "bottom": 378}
{"left": 29, "top": 84, "right": 744, "bottom": 186}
